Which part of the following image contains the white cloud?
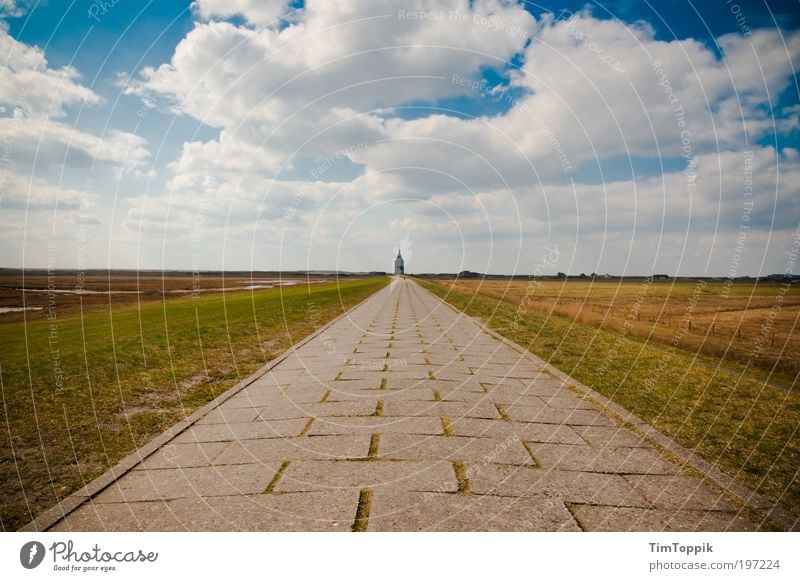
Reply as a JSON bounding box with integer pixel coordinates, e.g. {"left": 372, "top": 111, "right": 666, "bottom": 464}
{"left": 0, "top": 21, "right": 102, "bottom": 118}
{"left": 130, "top": 0, "right": 535, "bottom": 131}
{"left": 0, "top": 0, "right": 32, "bottom": 18}
{"left": 509, "top": 14, "right": 800, "bottom": 156}
{"left": 1, "top": 115, "right": 150, "bottom": 172}
{"left": 0, "top": 21, "right": 150, "bottom": 173}
{"left": 337, "top": 14, "right": 800, "bottom": 200}
{"left": 96, "top": 3, "right": 800, "bottom": 272}
{"left": 192, "top": 0, "right": 292, "bottom": 27}
{"left": 0, "top": 171, "right": 86, "bottom": 210}
{"left": 120, "top": 0, "right": 537, "bottom": 256}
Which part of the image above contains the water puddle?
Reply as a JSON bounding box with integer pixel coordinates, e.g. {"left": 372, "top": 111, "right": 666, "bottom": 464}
{"left": 0, "top": 307, "right": 43, "bottom": 314}
{"left": 19, "top": 289, "right": 142, "bottom": 295}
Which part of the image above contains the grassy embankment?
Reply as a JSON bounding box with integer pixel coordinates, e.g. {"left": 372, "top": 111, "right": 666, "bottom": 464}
{"left": 417, "top": 279, "right": 799, "bottom": 522}
{"left": 0, "top": 277, "right": 388, "bottom": 530}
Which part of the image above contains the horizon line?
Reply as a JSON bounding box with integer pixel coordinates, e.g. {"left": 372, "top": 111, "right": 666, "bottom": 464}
{"left": 0, "top": 267, "right": 793, "bottom": 279}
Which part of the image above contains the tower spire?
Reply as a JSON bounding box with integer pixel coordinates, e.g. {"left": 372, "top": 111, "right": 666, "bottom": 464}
{"left": 394, "top": 242, "right": 405, "bottom": 275}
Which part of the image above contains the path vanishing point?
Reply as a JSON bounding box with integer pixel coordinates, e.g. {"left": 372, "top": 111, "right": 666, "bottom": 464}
{"left": 27, "top": 278, "right": 790, "bottom": 531}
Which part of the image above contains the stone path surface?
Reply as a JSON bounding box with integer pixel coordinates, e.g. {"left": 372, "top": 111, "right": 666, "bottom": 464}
{"left": 46, "top": 278, "right": 761, "bottom": 531}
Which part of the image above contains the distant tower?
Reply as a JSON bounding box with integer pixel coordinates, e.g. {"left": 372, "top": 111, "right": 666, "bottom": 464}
{"left": 394, "top": 248, "right": 404, "bottom": 275}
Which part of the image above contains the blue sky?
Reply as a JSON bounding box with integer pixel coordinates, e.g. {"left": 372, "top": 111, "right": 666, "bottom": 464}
{"left": 1, "top": 0, "right": 799, "bottom": 275}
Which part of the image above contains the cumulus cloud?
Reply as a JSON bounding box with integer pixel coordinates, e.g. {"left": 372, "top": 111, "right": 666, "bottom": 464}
{"left": 0, "top": 0, "right": 32, "bottom": 18}
{"left": 129, "top": 0, "right": 535, "bottom": 129}
{"left": 0, "top": 21, "right": 150, "bottom": 174}
{"left": 0, "top": 21, "right": 102, "bottom": 118}
{"left": 117, "top": 2, "right": 800, "bottom": 273}
{"left": 356, "top": 13, "right": 800, "bottom": 192}
{"left": 507, "top": 14, "right": 800, "bottom": 157}
{"left": 1, "top": 115, "right": 150, "bottom": 173}
{"left": 0, "top": 171, "right": 86, "bottom": 210}
{"left": 192, "top": 0, "right": 292, "bottom": 27}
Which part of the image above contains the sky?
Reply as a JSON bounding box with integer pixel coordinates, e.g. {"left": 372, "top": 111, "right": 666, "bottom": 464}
{"left": 0, "top": 0, "right": 799, "bottom": 276}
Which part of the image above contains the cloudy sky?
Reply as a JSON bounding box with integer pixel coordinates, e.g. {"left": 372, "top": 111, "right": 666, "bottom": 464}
{"left": 1, "top": 0, "right": 798, "bottom": 275}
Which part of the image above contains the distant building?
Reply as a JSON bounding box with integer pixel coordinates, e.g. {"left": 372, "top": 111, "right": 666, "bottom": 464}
{"left": 394, "top": 250, "right": 404, "bottom": 275}
{"left": 764, "top": 273, "right": 799, "bottom": 282}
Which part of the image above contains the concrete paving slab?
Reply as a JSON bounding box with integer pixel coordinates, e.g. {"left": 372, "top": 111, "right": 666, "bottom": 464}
{"left": 573, "top": 425, "right": 651, "bottom": 448}
{"left": 378, "top": 433, "right": 534, "bottom": 465}
{"left": 213, "top": 435, "right": 372, "bottom": 464}
{"left": 52, "top": 493, "right": 360, "bottom": 531}
{"left": 274, "top": 460, "right": 458, "bottom": 493}
{"left": 381, "top": 400, "right": 502, "bottom": 420}
{"left": 467, "top": 465, "right": 652, "bottom": 507}
{"left": 307, "top": 416, "right": 444, "bottom": 436}
{"left": 94, "top": 463, "right": 282, "bottom": 502}
{"left": 525, "top": 443, "right": 682, "bottom": 475}
{"left": 368, "top": 492, "right": 581, "bottom": 531}
{"left": 624, "top": 474, "right": 737, "bottom": 511}
{"left": 325, "top": 387, "right": 437, "bottom": 402}
{"left": 173, "top": 418, "right": 311, "bottom": 443}
{"left": 515, "top": 423, "right": 588, "bottom": 445}
{"left": 255, "top": 401, "right": 377, "bottom": 420}
{"left": 569, "top": 505, "right": 759, "bottom": 532}
{"left": 138, "top": 442, "right": 231, "bottom": 470}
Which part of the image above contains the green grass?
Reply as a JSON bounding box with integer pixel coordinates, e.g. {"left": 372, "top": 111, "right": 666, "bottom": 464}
{"left": 367, "top": 433, "right": 380, "bottom": 460}
{"left": 452, "top": 460, "right": 471, "bottom": 494}
{"left": 352, "top": 488, "right": 373, "bottom": 532}
{"left": 264, "top": 461, "right": 291, "bottom": 494}
{"left": 417, "top": 279, "right": 800, "bottom": 521}
{"left": 0, "top": 277, "right": 388, "bottom": 530}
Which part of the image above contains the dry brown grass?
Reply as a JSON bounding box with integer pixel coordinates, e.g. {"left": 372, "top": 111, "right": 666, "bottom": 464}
{"left": 442, "top": 278, "right": 800, "bottom": 383}
{"left": 0, "top": 271, "right": 343, "bottom": 322}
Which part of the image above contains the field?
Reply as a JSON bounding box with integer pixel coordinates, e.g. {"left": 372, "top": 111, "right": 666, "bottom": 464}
{"left": 441, "top": 278, "right": 800, "bottom": 383}
{"left": 418, "top": 278, "right": 800, "bottom": 522}
{"left": 0, "top": 269, "right": 341, "bottom": 321}
{"left": 0, "top": 274, "right": 388, "bottom": 530}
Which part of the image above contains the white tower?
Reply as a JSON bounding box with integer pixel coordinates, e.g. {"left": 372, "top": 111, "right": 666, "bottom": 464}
{"left": 394, "top": 249, "right": 404, "bottom": 275}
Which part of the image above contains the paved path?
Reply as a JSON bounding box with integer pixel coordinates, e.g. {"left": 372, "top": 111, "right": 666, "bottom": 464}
{"left": 46, "top": 278, "right": 761, "bottom": 531}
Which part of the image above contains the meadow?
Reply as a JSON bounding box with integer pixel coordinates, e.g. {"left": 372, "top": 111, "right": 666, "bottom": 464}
{"left": 418, "top": 278, "right": 800, "bottom": 523}
{"left": 442, "top": 278, "right": 800, "bottom": 382}
{"left": 0, "top": 276, "right": 388, "bottom": 530}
